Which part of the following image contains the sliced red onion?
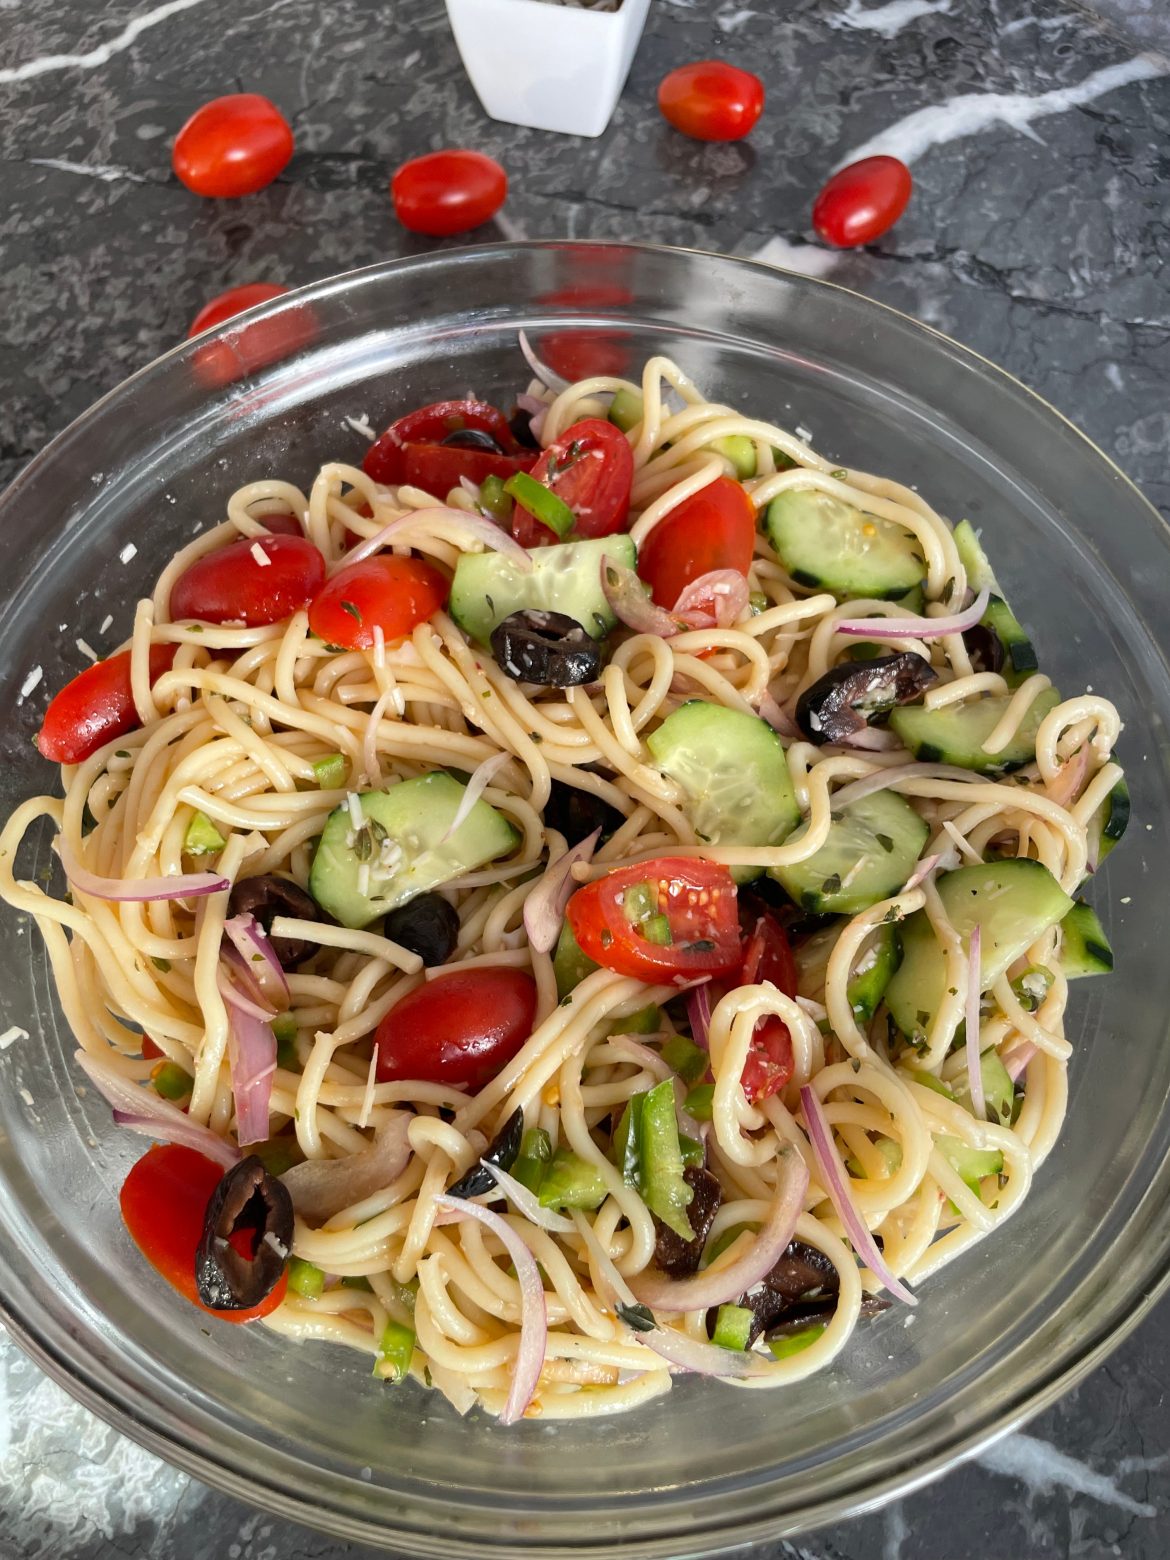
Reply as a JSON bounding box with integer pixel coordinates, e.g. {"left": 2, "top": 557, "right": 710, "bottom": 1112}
{"left": 800, "top": 1084, "right": 917, "bottom": 1306}
{"left": 672, "top": 570, "right": 751, "bottom": 629}
{"left": 836, "top": 726, "right": 902, "bottom": 752}
{"left": 480, "top": 1161, "right": 575, "bottom": 1233}
{"left": 441, "top": 752, "right": 511, "bottom": 845}
{"left": 59, "top": 840, "right": 228, "bottom": 903}
{"left": 281, "top": 1113, "right": 411, "bottom": 1225}
{"left": 1046, "top": 744, "right": 1090, "bottom": 809}
{"left": 631, "top": 1146, "right": 808, "bottom": 1312}
{"left": 459, "top": 474, "right": 482, "bottom": 503}
{"left": 518, "top": 329, "right": 570, "bottom": 394}
{"left": 830, "top": 762, "right": 981, "bottom": 812}
{"left": 640, "top": 1323, "right": 776, "bottom": 1379}
{"left": 834, "top": 587, "right": 990, "bottom": 641}
{"left": 75, "top": 1049, "right": 239, "bottom": 1170}
{"left": 515, "top": 392, "right": 548, "bottom": 418}
{"left": 343, "top": 505, "right": 533, "bottom": 573}
{"left": 224, "top": 1003, "right": 276, "bottom": 1147}
{"left": 600, "top": 556, "right": 685, "bottom": 638}
{"left": 222, "top": 913, "right": 288, "bottom": 1005}
{"left": 900, "top": 853, "right": 941, "bottom": 893}
{"left": 1004, "top": 1042, "right": 1036, "bottom": 1082}
{"left": 217, "top": 963, "right": 276, "bottom": 1022}
{"left": 755, "top": 691, "right": 799, "bottom": 739}
{"left": 687, "top": 983, "right": 713, "bottom": 1051}
{"left": 434, "top": 1194, "right": 547, "bottom": 1423}
{"left": 522, "top": 827, "right": 601, "bottom": 954}
{"left": 965, "top": 924, "right": 985, "bottom": 1119}
{"left": 280, "top": 1115, "right": 409, "bottom": 1225}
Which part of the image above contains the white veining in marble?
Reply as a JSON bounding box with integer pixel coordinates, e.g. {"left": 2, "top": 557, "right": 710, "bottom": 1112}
{"left": 0, "top": 0, "right": 214, "bottom": 84}
{"left": 28, "top": 158, "right": 149, "bottom": 184}
{"left": 977, "top": 1431, "right": 1157, "bottom": 1518}
{"left": 830, "top": 0, "right": 953, "bottom": 40}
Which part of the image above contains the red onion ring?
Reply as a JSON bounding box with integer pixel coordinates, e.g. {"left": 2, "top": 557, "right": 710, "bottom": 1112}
{"left": 631, "top": 1146, "right": 809, "bottom": 1312}
{"left": 224, "top": 1002, "right": 276, "bottom": 1147}
{"left": 59, "top": 840, "right": 228, "bottom": 903}
{"left": 833, "top": 588, "right": 990, "bottom": 641}
{"left": 342, "top": 505, "right": 533, "bottom": 574}
{"left": 835, "top": 726, "right": 902, "bottom": 752}
{"left": 965, "top": 925, "right": 985, "bottom": 1119}
{"left": 799, "top": 1084, "right": 917, "bottom": 1306}
{"left": 640, "top": 1323, "right": 777, "bottom": 1379}
{"left": 75, "top": 1049, "right": 239, "bottom": 1170}
{"left": 600, "top": 556, "right": 686, "bottom": 638}
{"left": 1004, "top": 1042, "right": 1036, "bottom": 1082}
{"left": 480, "top": 1161, "right": 575, "bottom": 1233}
{"left": 900, "top": 853, "right": 941, "bottom": 893}
{"left": 217, "top": 964, "right": 276, "bottom": 1022}
{"left": 829, "top": 762, "right": 983, "bottom": 813}
{"left": 434, "top": 1194, "right": 547, "bottom": 1423}
{"left": 281, "top": 1114, "right": 412, "bottom": 1225}
{"left": 686, "top": 983, "right": 713, "bottom": 1051}
{"left": 672, "top": 569, "right": 750, "bottom": 629}
{"left": 522, "top": 827, "right": 601, "bottom": 954}
{"left": 222, "top": 913, "right": 289, "bottom": 1005}
{"left": 754, "top": 691, "right": 799, "bottom": 739}
{"left": 518, "top": 330, "right": 570, "bottom": 394}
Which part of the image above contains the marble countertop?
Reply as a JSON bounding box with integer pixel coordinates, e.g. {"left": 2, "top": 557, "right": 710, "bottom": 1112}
{"left": 1, "top": 1, "right": 1168, "bottom": 1557}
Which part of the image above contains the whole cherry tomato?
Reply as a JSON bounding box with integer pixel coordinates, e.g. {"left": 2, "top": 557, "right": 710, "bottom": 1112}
{"left": 391, "top": 150, "right": 507, "bottom": 237}
{"left": 120, "top": 1144, "right": 287, "bottom": 1321}
{"left": 308, "top": 555, "right": 449, "bottom": 651}
{"left": 37, "top": 644, "right": 177, "bottom": 766}
{"left": 363, "top": 399, "right": 534, "bottom": 492}
{"left": 169, "top": 535, "right": 325, "bottom": 626}
{"left": 511, "top": 419, "right": 634, "bottom": 548}
{"left": 812, "top": 156, "right": 913, "bottom": 249}
{"left": 567, "top": 857, "right": 742, "bottom": 984}
{"left": 736, "top": 902, "right": 798, "bottom": 1103}
{"left": 374, "top": 967, "right": 538, "bottom": 1090}
{"left": 657, "top": 61, "right": 764, "bottom": 142}
{"left": 188, "top": 283, "right": 290, "bottom": 338}
{"left": 637, "top": 476, "right": 756, "bottom": 609}
{"left": 172, "top": 93, "right": 294, "bottom": 198}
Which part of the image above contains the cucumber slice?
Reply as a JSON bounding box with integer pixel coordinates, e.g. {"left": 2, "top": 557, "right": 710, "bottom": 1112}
{"left": 1060, "top": 899, "right": 1114, "bottom": 977}
{"left": 770, "top": 790, "right": 929, "bottom": 915}
{"left": 647, "top": 702, "right": 801, "bottom": 882}
{"left": 553, "top": 918, "right": 598, "bottom": 999}
{"left": 1089, "top": 776, "right": 1130, "bottom": 866}
{"left": 310, "top": 773, "right": 519, "bottom": 928}
{"left": 608, "top": 388, "right": 644, "bottom": 433}
{"left": 888, "top": 686, "right": 1061, "bottom": 774}
{"left": 952, "top": 521, "right": 1036, "bottom": 688}
{"left": 937, "top": 1135, "right": 1003, "bottom": 1192}
{"left": 711, "top": 435, "right": 756, "bottom": 479}
{"left": 448, "top": 534, "right": 636, "bottom": 646}
{"left": 765, "top": 490, "right": 927, "bottom": 601}
{"left": 885, "top": 860, "right": 1073, "bottom": 1042}
{"left": 951, "top": 1048, "right": 1015, "bottom": 1126}
{"left": 795, "top": 919, "right": 902, "bottom": 1026}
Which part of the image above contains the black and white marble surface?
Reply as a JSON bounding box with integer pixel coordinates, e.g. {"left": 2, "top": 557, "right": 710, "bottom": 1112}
{"left": 0, "top": 1, "right": 1168, "bottom": 1557}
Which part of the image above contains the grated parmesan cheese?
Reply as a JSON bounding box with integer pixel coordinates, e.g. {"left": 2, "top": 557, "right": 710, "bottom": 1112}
{"left": 373, "top": 625, "right": 385, "bottom": 670}
{"left": 19, "top": 1088, "right": 34, "bottom": 1107}
{"left": 347, "top": 791, "right": 364, "bottom": 830}
{"left": 75, "top": 638, "right": 98, "bottom": 661}
{"left": 18, "top": 665, "right": 42, "bottom": 702}
{"left": 344, "top": 413, "right": 377, "bottom": 442}
{"left": 100, "top": 614, "right": 113, "bottom": 633}
{"left": 119, "top": 542, "right": 138, "bottom": 563}
{"left": 250, "top": 541, "right": 272, "bottom": 568}
{"left": 0, "top": 1025, "right": 29, "bottom": 1051}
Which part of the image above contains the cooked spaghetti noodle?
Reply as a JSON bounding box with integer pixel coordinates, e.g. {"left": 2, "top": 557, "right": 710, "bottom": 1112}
{"left": 0, "top": 351, "right": 1123, "bottom": 1420}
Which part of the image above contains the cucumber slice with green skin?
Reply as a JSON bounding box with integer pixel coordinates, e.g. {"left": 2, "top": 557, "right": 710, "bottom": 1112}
{"left": 885, "top": 859, "right": 1074, "bottom": 1043}
{"left": 952, "top": 518, "right": 998, "bottom": 595}
{"left": 553, "top": 918, "right": 598, "bottom": 999}
{"left": 1090, "top": 776, "right": 1130, "bottom": 866}
{"left": 951, "top": 521, "right": 1037, "bottom": 688}
{"left": 647, "top": 702, "right": 801, "bottom": 882}
{"left": 765, "top": 490, "right": 927, "bottom": 601}
{"left": 1060, "top": 899, "right": 1114, "bottom": 977}
{"left": 937, "top": 1135, "right": 1003, "bottom": 1192}
{"left": 448, "top": 534, "right": 636, "bottom": 646}
{"left": 309, "top": 773, "right": 519, "bottom": 928}
{"left": 711, "top": 435, "right": 756, "bottom": 479}
{"left": 608, "top": 388, "right": 644, "bottom": 433}
{"left": 888, "top": 686, "right": 1062, "bottom": 775}
{"left": 795, "top": 920, "right": 902, "bottom": 1026}
{"left": 770, "top": 790, "right": 929, "bottom": 915}
{"left": 951, "top": 1048, "right": 1014, "bottom": 1126}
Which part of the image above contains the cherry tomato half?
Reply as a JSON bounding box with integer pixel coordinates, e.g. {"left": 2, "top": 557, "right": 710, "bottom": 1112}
{"left": 363, "top": 399, "right": 535, "bottom": 493}
{"left": 658, "top": 61, "right": 764, "bottom": 143}
{"left": 637, "top": 476, "right": 756, "bottom": 610}
{"left": 37, "top": 644, "right": 177, "bottom": 766}
{"left": 172, "top": 93, "right": 294, "bottom": 199}
{"left": 188, "top": 283, "right": 290, "bottom": 338}
{"left": 308, "top": 555, "right": 449, "bottom": 651}
{"left": 374, "top": 967, "right": 538, "bottom": 1091}
{"left": 120, "top": 1144, "right": 287, "bottom": 1321}
{"left": 169, "top": 534, "right": 326, "bottom": 626}
{"left": 511, "top": 419, "right": 634, "bottom": 548}
{"left": 391, "top": 150, "right": 507, "bottom": 237}
{"left": 734, "top": 902, "right": 798, "bottom": 1103}
{"left": 567, "top": 857, "right": 741, "bottom": 983}
{"left": 812, "top": 156, "right": 913, "bottom": 249}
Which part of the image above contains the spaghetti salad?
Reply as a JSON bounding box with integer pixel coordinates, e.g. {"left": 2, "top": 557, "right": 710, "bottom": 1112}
{"left": 0, "top": 348, "right": 1125, "bottom": 1421}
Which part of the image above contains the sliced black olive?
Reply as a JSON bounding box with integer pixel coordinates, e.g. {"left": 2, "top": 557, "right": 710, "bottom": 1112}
{"left": 544, "top": 776, "right": 625, "bottom": 847}
{"left": 490, "top": 610, "right": 602, "bottom": 688}
{"left": 228, "top": 874, "right": 320, "bottom": 966}
{"left": 509, "top": 406, "right": 542, "bottom": 450}
{"left": 796, "top": 652, "right": 939, "bottom": 746}
{"left": 383, "top": 891, "right": 460, "bottom": 968}
{"left": 446, "top": 1106, "right": 526, "bottom": 1199}
{"left": 440, "top": 427, "right": 505, "bottom": 454}
{"left": 963, "top": 622, "right": 1006, "bottom": 675}
{"left": 720, "top": 1238, "right": 842, "bottom": 1345}
{"left": 764, "top": 1294, "right": 890, "bottom": 1344}
{"left": 195, "top": 1155, "right": 294, "bottom": 1311}
{"left": 652, "top": 1166, "right": 722, "bottom": 1277}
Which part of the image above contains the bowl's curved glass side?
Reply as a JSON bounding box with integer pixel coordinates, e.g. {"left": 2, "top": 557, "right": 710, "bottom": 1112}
{"left": 0, "top": 243, "right": 1168, "bottom": 1556}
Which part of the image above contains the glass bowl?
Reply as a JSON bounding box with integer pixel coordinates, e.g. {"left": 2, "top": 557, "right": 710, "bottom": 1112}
{"left": 1, "top": 241, "right": 1168, "bottom": 1557}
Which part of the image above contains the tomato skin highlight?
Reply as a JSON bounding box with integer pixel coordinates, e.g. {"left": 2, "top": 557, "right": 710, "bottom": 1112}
{"left": 391, "top": 150, "right": 507, "bottom": 237}
{"left": 37, "top": 644, "right": 177, "bottom": 766}
{"left": 812, "top": 156, "right": 913, "bottom": 248}
{"left": 172, "top": 94, "right": 294, "bottom": 198}
{"left": 637, "top": 476, "right": 756, "bottom": 609}
{"left": 567, "top": 858, "right": 742, "bottom": 983}
{"left": 362, "top": 399, "right": 534, "bottom": 492}
{"left": 188, "top": 283, "right": 290, "bottom": 338}
{"left": 168, "top": 535, "right": 325, "bottom": 626}
{"left": 308, "top": 555, "right": 449, "bottom": 651}
{"left": 658, "top": 61, "right": 765, "bottom": 142}
{"left": 511, "top": 419, "right": 634, "bottom": 548}
{"left": 374, "top": 967, "right": 538, "bottom": 1091}
{"left": 119, "top": 1144, "right": 287, "bottom": 1321}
